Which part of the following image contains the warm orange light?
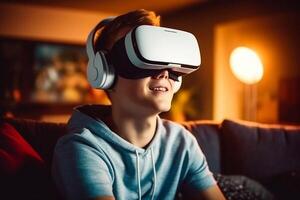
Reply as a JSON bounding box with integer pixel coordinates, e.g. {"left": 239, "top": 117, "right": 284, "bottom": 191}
{"left": 230, "top": 47, "right": 264, "bottom": 84}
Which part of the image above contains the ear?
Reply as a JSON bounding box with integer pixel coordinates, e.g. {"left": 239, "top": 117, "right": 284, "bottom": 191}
{"left": 173, "top": 76, "right": 182, "bottom": 93}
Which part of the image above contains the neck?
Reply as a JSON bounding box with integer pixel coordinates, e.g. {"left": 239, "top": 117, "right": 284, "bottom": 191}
{"left": 111, "top": 105, "right": 157, "bottom": 148}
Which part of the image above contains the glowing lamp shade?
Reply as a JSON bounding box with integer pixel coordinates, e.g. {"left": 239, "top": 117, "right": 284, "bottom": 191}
{"left": 230, "top": 47, "right": 264, "bottom": 84}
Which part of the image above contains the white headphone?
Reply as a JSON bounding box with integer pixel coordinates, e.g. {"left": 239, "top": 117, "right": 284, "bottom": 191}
{"left": 86, "top": 18, "right": 115, "bottom": 90}
{"left": 86, "top": 18, "right": 182, "bottom": 93}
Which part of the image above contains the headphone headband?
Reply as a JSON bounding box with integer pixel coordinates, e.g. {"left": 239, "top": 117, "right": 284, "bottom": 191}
{"left": 86, "top": 17, "right": 115, "bottom": 60}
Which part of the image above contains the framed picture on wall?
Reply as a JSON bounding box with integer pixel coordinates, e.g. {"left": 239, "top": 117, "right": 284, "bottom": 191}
{"left": 0, "top": 38, "right": 109, "bottom": 116}
{"left": 32, "top": 42, "right": 90, "bottom": 103}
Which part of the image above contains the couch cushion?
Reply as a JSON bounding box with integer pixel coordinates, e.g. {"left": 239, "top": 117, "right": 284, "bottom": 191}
{"left": 182, "top": 120, "right": 221, "bottom": 173}
{"left": 0, "top": 122, "right": 57, "bottom": 199}
{"left": 265, "top": 169, "right": 300, "bottom": 200}
{"left": 221, "top": 119, "right": 300, "bottom": 181}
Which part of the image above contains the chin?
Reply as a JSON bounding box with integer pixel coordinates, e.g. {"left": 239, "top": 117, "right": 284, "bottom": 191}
{"left": 143, "top": 98, "right": 173, "bottom": 115}
{"left": 157, "top": 103, "right": 172, "bottom": 113}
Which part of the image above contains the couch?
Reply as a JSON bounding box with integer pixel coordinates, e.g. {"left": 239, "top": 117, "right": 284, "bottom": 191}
{"left": 1, "top": 110, "right": 300, "bottom": 200}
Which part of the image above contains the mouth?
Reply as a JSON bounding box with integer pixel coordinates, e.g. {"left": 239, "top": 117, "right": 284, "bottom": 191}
{"left": 149, "top": 86, "right": 169, "bottom": 92}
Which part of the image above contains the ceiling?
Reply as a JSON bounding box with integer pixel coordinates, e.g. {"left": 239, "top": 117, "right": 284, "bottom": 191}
{"left": 1, "top": 0, "right": 207, "bottom": 15}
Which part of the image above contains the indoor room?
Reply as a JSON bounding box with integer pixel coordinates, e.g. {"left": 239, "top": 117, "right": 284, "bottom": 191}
{"left": 0, "top": 1, "right": 299, "bottom": 200}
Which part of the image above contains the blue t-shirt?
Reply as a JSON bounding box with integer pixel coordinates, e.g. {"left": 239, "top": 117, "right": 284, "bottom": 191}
{"left": 52, "top": 105, "right": 216, "bottom": 200}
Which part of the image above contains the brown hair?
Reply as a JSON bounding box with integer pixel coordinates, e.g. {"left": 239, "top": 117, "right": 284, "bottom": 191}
{"left": 94, "top": 9, "right": 160, "bottom": 52}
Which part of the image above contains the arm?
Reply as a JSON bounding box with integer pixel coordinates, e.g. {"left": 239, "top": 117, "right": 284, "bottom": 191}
{"left": 52, "top": 133, "right": 115, "bottom": 199}
{"left": 90, "top": 196, "right": 115, "bottom": 200}
{"left": 183, "top": 133, "right": 226, "bottom": 200}
{"left": 182, "top": 184, "right": 226, "bottom": 200}
{"left": 197, "top": 185, "right": 226, "bottom": 200}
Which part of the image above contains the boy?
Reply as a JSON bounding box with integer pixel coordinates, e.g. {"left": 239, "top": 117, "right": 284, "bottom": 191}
{"left": 52, "top": 9, "right": 225, "bottom": 200}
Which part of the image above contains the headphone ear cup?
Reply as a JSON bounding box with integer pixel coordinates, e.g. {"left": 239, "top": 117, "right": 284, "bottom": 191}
{"left": 86, "top": 17, "right": 116, "bottom": 90}
{"left": 173, "top": 76, "right": 182, "bottom": 93}
{"left": 87, "top": 51, "right": 115, "bottom": 89}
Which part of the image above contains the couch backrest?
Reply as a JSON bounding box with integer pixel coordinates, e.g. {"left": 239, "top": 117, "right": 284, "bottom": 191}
{"left": 1, "top": 117, "right": 67, "bottom": 168}
{"left": 3, "top": 116, "right": 300, "bottom": 183}
{"left": 1, "top": 117, "right": 222, "bottom": 174}
{"left": 220, "top": 119, "right": 300, "bottom": 183}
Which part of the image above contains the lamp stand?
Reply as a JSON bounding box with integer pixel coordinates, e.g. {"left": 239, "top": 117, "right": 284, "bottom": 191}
{"left": 244, "top": 84, "right": 257, "bottom": 121}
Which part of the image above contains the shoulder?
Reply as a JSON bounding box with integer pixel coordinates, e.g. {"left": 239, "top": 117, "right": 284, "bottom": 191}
{"left": 57, "top": 107, "right": 112, "bottom": 153}
{"left": 159, "top": 118, "right": 198, "bottom": 146}
{"left": 160, "top": 118, "right": 194, "bottom": 137}
{"left": 55, "top": 127, "right": 103, "bottom": 154}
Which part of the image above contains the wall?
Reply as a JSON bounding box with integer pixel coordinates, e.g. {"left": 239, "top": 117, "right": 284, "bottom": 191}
{"left": 214, "top": 13, "right": 300, "bottom": 122}
{"left": 0, "top": 3, "right": 115, "bottom": 44}
{"left": 163, "top": 0, "right": 300, "bottom": 122}
{"left": 1, "top": 1, "right": 299, "bottom": 122}
{"left": 162, "top": 7, "right": 215, "bottom": 121}
{"left": 0, "top": 3, "right": 116, "bottom": 122}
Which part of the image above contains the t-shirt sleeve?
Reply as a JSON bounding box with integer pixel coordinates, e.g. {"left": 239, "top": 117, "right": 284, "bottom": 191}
{"left": 52, "top": 131, "right": 114, "bottom": 200}
{"left": 185, "top": 135, "right": 217, "bottom": 190}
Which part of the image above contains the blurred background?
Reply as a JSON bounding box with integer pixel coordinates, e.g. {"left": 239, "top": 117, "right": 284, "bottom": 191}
{"left": 0, "top": 0, "right": 299, "bottom": 124}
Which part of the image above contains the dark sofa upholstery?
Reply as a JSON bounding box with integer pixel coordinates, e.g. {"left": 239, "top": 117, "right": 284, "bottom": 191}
{"left": 1, "top": 116, "right": 300, "bottom": 200}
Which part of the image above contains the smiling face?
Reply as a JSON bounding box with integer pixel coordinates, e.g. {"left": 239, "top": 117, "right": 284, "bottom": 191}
{"left": 110, "top": 70, "right": 176, "bottom": 116}
{"left": 100, "top": 14, "right": 175, "bottom": 116}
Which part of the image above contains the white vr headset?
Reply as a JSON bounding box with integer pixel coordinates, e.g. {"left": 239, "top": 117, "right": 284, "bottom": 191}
{"left": 86, "top": 18, "right": 201, "bottom": 92}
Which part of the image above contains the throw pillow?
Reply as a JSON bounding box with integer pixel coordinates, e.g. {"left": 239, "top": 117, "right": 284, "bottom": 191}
{"left": 177, "top": 174, "right": 274, "bottom": 200}
{"left": 0, "top": 122, "right": 52, "bottom": 200}
{"left": 214, "top": 174, "right": 274, "bottom": 200}
{"left": 0, "top": 122, "right": 44, "bottom": 174}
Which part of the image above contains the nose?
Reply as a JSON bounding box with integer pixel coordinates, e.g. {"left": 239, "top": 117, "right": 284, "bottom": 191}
{"left": 153, "top": 70, "right": 169, "bottom": 79}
